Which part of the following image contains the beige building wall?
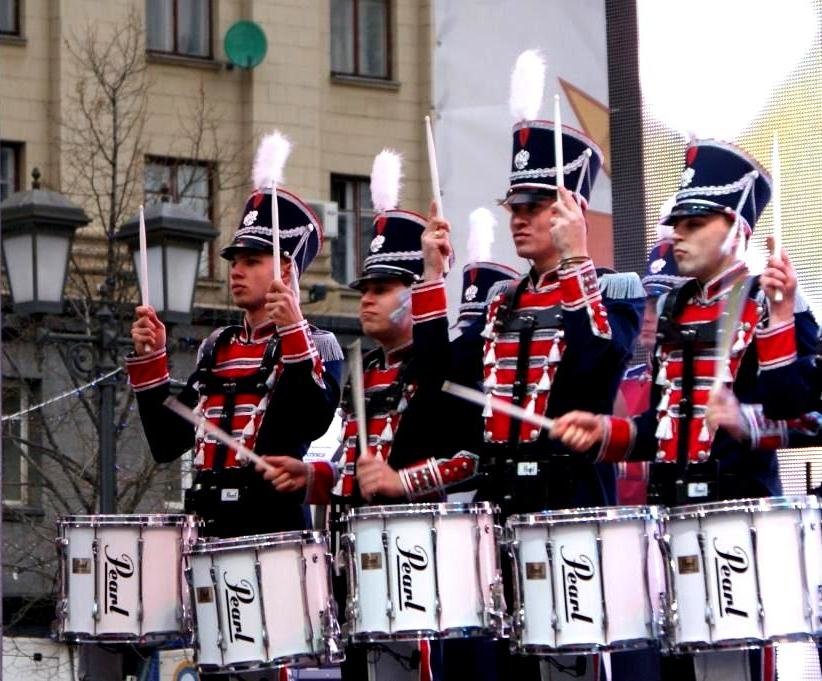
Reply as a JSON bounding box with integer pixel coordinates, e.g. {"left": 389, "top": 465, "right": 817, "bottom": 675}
{"left": 0, "top": 0, "right": 432, "bottom": 318}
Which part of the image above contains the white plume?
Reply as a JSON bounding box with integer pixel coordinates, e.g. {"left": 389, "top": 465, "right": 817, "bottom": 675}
{"left": 466, "top": 207, "right": 497, "bottom": 263}
{"left": 509, "top": 49, "right": 546, "bottom": 121}
{"left": 370, "top": 149, "right": 403, "bottom": 213}
{"left": 252, "top": 130, "right": 292, "bottom": 190}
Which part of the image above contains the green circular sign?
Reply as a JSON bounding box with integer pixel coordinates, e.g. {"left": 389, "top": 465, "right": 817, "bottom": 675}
{"left": 224, "top": 21, "right": 267, "bottom": 69}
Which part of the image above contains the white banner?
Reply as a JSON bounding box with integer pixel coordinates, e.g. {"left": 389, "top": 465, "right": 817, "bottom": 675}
{"left": 433, "top": 0, "right": 611, "bottom": 314}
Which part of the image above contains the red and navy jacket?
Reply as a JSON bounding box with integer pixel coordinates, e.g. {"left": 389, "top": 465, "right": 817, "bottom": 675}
{"left": 409, "top": 259, "right": 643, "bottom": 513}
{"left": 595, "top": 261, "right": 819, "bottom": 500}
{"left": 307, "top": 332, "right": 479, "bottom": 505}
{"left": 126, "top": 317, "right": 343, "bottom": 535}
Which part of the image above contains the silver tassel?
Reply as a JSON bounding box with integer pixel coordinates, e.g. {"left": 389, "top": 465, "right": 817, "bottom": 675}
{"left": 537, "top": 367, "right": 551, "bottom": 392}
{"left": 484, "top": 368, "right": 497, "bottom": 390}
{"left": 482, "top": 394, "right": 493, "bottom": 418}
{"left": 731, "top": 329, "right": 746, "bottom": 355}
{"left": 548, "top": 338, "right": 562, "bottom": 363}
{"left": 657, "top": 389, "right": 670, "bottom": 412}
{"left": 525, "top": 394, "right": 536, "bottom": 417}
{"left": 655, "top": 414, "right": 673, "bottom": 440}
{"left": 656, "top": 361, "right": 668, "bottom": 386}
{"left": 698, "top": 420, "right": 710, "bottom": 442}
{"left": 380, "top": 418, "right": 393, "bottom": 443}
{"left": 484, "top": 343, "right": 496, "bottom": 366}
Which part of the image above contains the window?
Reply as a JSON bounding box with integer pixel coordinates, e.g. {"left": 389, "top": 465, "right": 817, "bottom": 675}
{"left": 145, "top": 157, "right": 216, "bottom": 278}
{"left": 2, "top": 381, "right": 39, "bottom": 508}
{"left": 330, "top": 0, "right": 391, "bottom": 79}
{"left": 330, "top": 175, "right": 374, "bottom": 284}
{"left": 146, "top": 0, "right": 211, "bottom": 59}
{"left": 0, "top": 0, "right": 20, "bottom": 36}
{"left": 0, "top": 142, "right": 21, "bottom": 202}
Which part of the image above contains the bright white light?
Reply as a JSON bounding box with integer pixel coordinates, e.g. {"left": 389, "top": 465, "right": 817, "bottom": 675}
{"left": 638, "top": 0, "right": 818, "bottom": 140}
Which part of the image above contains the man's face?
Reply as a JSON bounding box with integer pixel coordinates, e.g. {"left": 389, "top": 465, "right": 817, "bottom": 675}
{"left": 230, "top": 251, "right": 291, "bottom": 312}
{"left": 671, "top": 213, "right": 735, "bottom": 281}
{"left": 506, "top": 198, "right": 559, "bottom": 263}
{"left": 639, "top": 297, "right": 659, "bottom": 351}
{"left": 359, "top": 278, "right": 412, "bottom": 346}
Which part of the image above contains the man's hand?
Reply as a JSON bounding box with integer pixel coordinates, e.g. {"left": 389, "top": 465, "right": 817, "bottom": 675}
{"left": 265, "top": 278, "right": 304, "bottom": 327}
{"left": 256, "top": 455, "right": 310, "bottom": 493}
{"left": 357, "top": 452, "right": 405, "bottom": 500}
{"left": 131, "top": 305, "right": 166, "bottom": 355}
{"left": 761, "top": 236, "right": 797, "bottom": 325}
{"left": 551, "top": 410, "right": 605, "bottom": 452}
{"left": 705, "top": 387, "right": 748, "bottom": 442}
{"left": 422, "top": 201, "right": 452, "bottom": 281}
{"left": 550, "top": 187, "right": 589, "bottom": 261}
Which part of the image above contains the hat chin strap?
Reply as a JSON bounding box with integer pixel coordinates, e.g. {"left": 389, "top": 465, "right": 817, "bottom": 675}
{"left": 289, "top": 255, "right": 301, "bottom": 299}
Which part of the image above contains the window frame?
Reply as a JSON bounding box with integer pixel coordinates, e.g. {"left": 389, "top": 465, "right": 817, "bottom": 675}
{"left": 0, "top": 141, "right": 23, "bottom": 202}
{"left": 144, "top": 155, "right": 217, "bottom": 279}
{"left": 0, "top": 0, "right": 21, "bottom": 37}
{"left": 330, "top": 173, "right": 374, "bottom": 285}
{"left": 330, "top": 0, "right": 393, "bottom": 81}
{"left": 2, "top": 380, "right": 38, "bottom": 510}
{"left": 145, "top": 0, "right": 213, "bottom": 60}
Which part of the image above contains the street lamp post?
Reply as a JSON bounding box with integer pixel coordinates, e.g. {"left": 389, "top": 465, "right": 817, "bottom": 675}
{"left": 1, "top": 173, "right": 217, "bottom": 514}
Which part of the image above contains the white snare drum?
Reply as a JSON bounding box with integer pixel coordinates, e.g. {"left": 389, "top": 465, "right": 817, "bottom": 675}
{"left": 662, "top": 495, "right": 822, "bottom": 652}
{"left": 186, "top": 530, "right": 342, "bottom": 674}
{"left": 55, "top": 514, "right": 197, "bottom": 644}
{"left": 506, "top": 505, "right": 665, "bottom": 655}
{"left": 343, "top": 502, "right": 504, "bottom": 642}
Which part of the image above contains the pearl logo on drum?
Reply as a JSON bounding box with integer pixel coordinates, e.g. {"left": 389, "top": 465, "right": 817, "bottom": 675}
{"left": 103, "top": 545, "right": 134, "bottom": 617}
{"left": 223, "top": 573, "right": 256, "bottom": 643}
{"left": 712, "top": 539, "right": 750, "bottom": 618}
{"left": 395, "top": 538, "right": 428, "bottom": 613}
{"left": 560, "top": 546, "right": 595, "bottom": 624}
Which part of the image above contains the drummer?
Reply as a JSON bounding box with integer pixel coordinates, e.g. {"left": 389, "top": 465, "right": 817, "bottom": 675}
{"left": 551, "top": 139, "right": 819, "bottom": 680}
{"left": 418, "top": 50, "right": 645, "bottom": 679}
{"left": 257, "top": 151, "right": 485, "bottom": 680}
{"left": 128, "top": 134, "right": 344, "bottom": 541}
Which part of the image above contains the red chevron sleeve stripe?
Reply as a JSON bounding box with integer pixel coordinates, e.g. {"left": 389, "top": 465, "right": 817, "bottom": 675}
{"left": 595, "top": 416, "right": 634, "bottom": 463}
{"left": 279, "top": 320, "right": 318, "bottom": 364}
{"left": 305, "top": 460, "right": 336, "bottom": 505}
{"left": 125, "top": 349, "right": 170, "bottom": 391}
{"left": 756, "top": 320, "right": 797, "bottom": 370}
{"left": 411, "top": 280, "right": 448, "bottom": 323}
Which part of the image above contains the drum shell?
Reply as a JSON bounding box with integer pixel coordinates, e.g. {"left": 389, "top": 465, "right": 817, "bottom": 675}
{"left": 55, "top": 514, "right": 197, "bottom": 644}
{"left": 343, "top": 502, "right": 501, "bottom": 642}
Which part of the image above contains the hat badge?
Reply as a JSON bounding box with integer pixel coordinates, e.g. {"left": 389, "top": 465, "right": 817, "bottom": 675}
{"left": 370, "top": 234, "right": 386, "bottom": 253}
{"left": 650, "top": 258, "right": 666, "bottom": 274}
{"left": 243, "top": 210, "right": 258, "bottom": 227}
{"left": 464, "top": 284, "right": 479, "bottom": 302}
{"left": 514, "top": 149, "right": 530, "bottom": 170}
{"left": 680, "top": 167, "right": 696, "bottom": 188}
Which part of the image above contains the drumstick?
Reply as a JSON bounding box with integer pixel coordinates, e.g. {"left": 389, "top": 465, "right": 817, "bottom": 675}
{"left": 442, "top": 380, "right": 555, "bottom": 431}
{"left": 771, "top": 135, "right": 783, "bottom": 302}
{"left": 710, "top": 277, "right": 754, "bottom": 395}
{"left": 553, "top": 95, "right": 564, "bottom": 190}
{"left": 163, "top": 397, "right": 276, "bottom": 473}
{"left": 425, "top": 115, "right": 450, "bottom": 274}
{"left": 348, "top": 339, "right": 369, "bottom": 458}
{"left": 138, "top": 205, "right": 151, "bottom": 354}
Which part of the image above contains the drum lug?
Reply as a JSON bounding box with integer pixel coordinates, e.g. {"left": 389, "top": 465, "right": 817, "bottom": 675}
{"left": 381, "top": 529, "right": 395, "bottom": 621}
{"left": 321, "top": 599, "right": 345, "bottom": 664}
{"left": 696, "top": 529, "right": 715, "bottom": 630}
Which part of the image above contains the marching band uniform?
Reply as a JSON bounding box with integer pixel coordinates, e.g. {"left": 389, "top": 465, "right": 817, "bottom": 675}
{"left": 615, "top": 238, "right": 687, "bottom": 504}
{"left": 594, "top": 141, "right": 818, "bottom": 505}
{"left": 128, "top": 188, "right": 343, "bottom": 539}
{"left": 304, "top": 210, "right": 483, "bottom": 507}
{"left": 587, "top": 140, "right": 818, "bottom": 681}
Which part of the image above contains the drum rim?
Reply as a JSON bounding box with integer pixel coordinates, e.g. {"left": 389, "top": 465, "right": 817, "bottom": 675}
{"left": 185, "top": 529, "right": 328, "bottom": 554}
{"left": 57, "top": 513, "right": 198, "bottom": 527}
{"left": 664, "top": 494, "right": 820, "bottom": 520}
{"left": 344, "top": 501, "right": 498, "bottom": 521}
{"left": 506, "top": 504, "right": 663, "bottom": 527}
